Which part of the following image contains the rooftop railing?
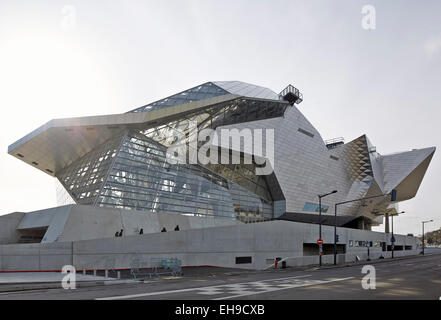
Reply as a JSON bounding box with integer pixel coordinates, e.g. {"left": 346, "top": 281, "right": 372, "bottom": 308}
{"left": 279, "top": 84, "right": 303, "bottom": 104}
{"left": 324, "top": 137, "right": 345, "bottom": 149}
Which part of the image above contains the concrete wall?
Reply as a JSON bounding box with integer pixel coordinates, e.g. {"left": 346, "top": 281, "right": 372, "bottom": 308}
{"left": 0, "top": 242, "right": 72, "bottom": 271}
{"left": 15, "top": 205, "right": 73, "bottom": 243}
{"left": 0, "top": 220, "right": 420, "bottom": 271}
{"left": 0, "top": 212, "right": 25, "bottom": 244}
{"left": 0, "top": 205, "right": 240, "bottom": 244}
{"left": 60, "top": 205, "right": 239, "bottom": 242}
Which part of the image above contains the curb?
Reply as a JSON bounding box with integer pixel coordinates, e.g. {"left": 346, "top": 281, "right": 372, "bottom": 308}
{"left": 312, "top": 252, "right": 441, "bottom": 271}
{"left": 0, "top": 279, "right": 140, "bottom": 293}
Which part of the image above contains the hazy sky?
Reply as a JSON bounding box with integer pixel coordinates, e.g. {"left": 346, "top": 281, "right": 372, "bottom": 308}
{"left": 0, "top": 0, "right": 440, "bottom": 235}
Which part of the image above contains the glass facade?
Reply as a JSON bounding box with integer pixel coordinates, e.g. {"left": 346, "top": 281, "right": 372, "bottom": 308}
{"left": 139, "top": 97, "right": 289, "bottom": 149}
{"left": 229, "top": 182, "right": 273, "bottom": 220}
{"left": 57, "top": 135, "right": 122, "bottom": 205}
{"left": 128, "top": 82, "right": 228, "bottom": 113}
{"left": 128, "top": 81, "right": 285, "bottom": 114}
{"left": 55, "top": 82, "right": 289, "bottom": 221}
{"left": 97, "top": 131, "right": 235, "bottom": 217}
{"left": 205, "top": 161, "right": 272, "bottom": 203}
{"left": 57, "top": 129, "right": 276, "bottom": 220}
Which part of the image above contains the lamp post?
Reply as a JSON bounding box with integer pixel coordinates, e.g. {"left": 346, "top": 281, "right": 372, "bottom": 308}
{"left": 334, "top": 203, "right": 338, "bottom": 265}
{"left": 333, "top": 192, "right": 395, "bottom": 265}
{"left": 421, "top": 219, "right": 434, "bottom": 255}
{"left": 391, "top": 211, "right": 405, "bottom": 259}
{"left": 318, "top": 190, "right": 338, "bottom": 266}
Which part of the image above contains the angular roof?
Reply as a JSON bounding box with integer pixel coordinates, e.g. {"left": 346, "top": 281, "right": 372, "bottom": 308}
{"left": 129, "top": 81, "right": 280, "bottom": 113}
{"left": 8, "top": 94, "right": 238, "bottom": 176}
{"left": 381, "top": 147, "right": 436, "bottom": 199}
{"left": 212, "top": 81, "right": 279, "bottom": 100}
{"left": 8, "top": 81, "right": 288, "bottom": 177}
{"left": 128, "top": 82, "right": 229, "bottom": 113}
{"left": 329, "top": 135, "right": 436, "bottom": 220}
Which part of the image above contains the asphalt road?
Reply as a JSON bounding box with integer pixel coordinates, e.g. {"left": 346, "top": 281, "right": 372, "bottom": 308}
{"left": 1, "top": 251, "right": 441, "bottom": 300}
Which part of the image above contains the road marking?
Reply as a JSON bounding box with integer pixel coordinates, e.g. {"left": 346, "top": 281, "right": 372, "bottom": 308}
{"left": 213, "top": 277, "right": 355, "bottom": 300}
{"left": 95, "top": 275, "right": 312, "bottom": 300}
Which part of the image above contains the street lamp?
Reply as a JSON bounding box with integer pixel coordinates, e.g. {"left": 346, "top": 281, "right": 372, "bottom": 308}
{"left": 318, "top": 190, "right": 337, "bottom": 266}
{"left": 421, "top": 219, "right": 434, "bottom": 255}
{"left": 391, "top": 211, "right": 405, "bottom": 259}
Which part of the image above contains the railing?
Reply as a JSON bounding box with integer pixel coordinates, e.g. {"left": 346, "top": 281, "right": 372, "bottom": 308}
{"left": 279, "top": 84, "right": 303, "bottom": 104}
{"left": 130, "top": 257, "right": 183, "bottom": 279}
{"left": 324, "top": 137, "right": 345, "bottom": 149}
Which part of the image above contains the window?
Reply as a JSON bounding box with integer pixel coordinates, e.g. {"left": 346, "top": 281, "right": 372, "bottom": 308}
{"left": 358, "top": 241, "right": 366, "bottom": 247}
{"left": 298, "top": 128, "right": 314, "bottom": 138}
{"left": 303, "top": 202, "right": 329, "bottom": 213}
{"left": 235, "top": 256, "right": 252, "bottom": 264}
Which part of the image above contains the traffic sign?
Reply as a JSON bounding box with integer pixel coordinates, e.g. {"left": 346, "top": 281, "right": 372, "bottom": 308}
{"left": 317, "top": 238, "right": 323, "bottom": 245}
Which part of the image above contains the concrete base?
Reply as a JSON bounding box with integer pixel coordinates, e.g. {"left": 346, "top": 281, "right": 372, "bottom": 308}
{"left": 0, "top": 220, "right": 420, "bottom": 271}
{"left": 0, "top": 205, "right": 240, "bottom": 244}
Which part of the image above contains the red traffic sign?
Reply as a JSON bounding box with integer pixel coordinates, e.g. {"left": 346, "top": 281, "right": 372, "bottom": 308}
{"left": 317, "top": 238, "right": 323, "bottom": 245}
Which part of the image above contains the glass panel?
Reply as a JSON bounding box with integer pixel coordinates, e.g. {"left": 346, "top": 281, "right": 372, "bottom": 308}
{"left": 56, "top": 134, "right": 123, "bottom": 204}
{"left": 96, "top": 131, "right": 236, "bottom": 219}
{"left": 128, "top": 82, "right": 229, "bottom": 113}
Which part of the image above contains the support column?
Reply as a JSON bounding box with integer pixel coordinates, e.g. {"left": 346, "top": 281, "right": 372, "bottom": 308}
{"left": 385, "top": 213, "right": 390, "bottom": 234}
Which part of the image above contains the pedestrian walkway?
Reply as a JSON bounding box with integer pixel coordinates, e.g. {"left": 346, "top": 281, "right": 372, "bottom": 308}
{"left": 0, "top": 272, "right": 106, "bottom": 284}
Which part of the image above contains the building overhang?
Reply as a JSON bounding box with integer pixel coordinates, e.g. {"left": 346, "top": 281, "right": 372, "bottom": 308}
{"left": 8, "top": 94, "right": 289, "bottom": 177}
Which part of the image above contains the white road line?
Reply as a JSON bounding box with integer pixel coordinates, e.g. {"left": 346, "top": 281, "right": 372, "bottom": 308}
{"left": 213, "top": 277, "right": 355, "bottom": 300}
{"left": 95, "top": 275, "right": 312, "bottom": 300}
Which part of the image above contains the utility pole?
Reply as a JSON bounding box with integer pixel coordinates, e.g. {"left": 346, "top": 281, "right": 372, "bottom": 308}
{"left": 422, "top": 220, "right": 433, "bottom": 255}
{"left": 317, "top": 190, "right": 338, "bottom": 267}
{"left": 391, "top": 211, "right": 405, "bottom": 259}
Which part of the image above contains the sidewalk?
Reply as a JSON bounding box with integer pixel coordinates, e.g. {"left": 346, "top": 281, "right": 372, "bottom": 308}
{"left": 0, "top": 272, "right": 138, "bottom": 293}
{"left": 0, "top": 266, "right": 247, "bottom": 293}
{"left": 2, "top": 251, "right": 440, "bottom": 293}
{"left": 308, "top": 251, "right": 441, "bottom": 271}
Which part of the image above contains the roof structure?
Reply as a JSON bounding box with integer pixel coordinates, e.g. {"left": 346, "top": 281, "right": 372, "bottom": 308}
{"left": 8, "top": 81, "right": 288, "bottom": 177}
{"left": 128, "top": 81, "right": 280, "bottom": 113}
